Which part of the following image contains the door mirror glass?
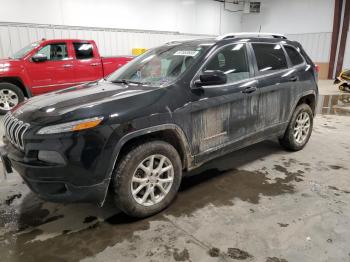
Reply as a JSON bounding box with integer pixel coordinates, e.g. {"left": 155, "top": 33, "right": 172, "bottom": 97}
{"left": 196, "top": 70, "right": 227, "bottom": 86}
{"left": 32, "top": 53, "right": 48, "bottom": 62}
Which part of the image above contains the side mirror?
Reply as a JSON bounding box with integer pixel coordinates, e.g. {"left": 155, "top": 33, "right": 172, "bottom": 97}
{"left": 32, "top": 53, "right": 48, "bottom": 62}
{"left": 194, "top": 70, "right": 227, "bottom": 87}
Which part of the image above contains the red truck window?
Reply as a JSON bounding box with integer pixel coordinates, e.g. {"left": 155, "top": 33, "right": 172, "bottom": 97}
{"left": 36, "top": 43, "right": 68, "bottom": 61}
{"left": 73, "top": 42, "right": 94, "bottom": 60}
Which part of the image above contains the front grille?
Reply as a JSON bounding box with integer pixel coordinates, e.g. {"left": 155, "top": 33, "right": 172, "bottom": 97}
{"left": 2, "top": 113, "right": 30, "bottom": 151}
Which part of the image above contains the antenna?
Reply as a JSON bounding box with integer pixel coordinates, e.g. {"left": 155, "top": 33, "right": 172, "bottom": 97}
{"left": 258, "top": 25, "right": 262, "bottom": 38}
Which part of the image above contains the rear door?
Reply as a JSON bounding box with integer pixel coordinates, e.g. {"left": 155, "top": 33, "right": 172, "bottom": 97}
{"left": 251, "top": 42, "right": 295, "bottom": 128}
{"left": 25, "top": 42, "right": 75, "bottom": 94}
{"left": 190, "top": 43, "right": 259, "bottom": 156}
{"left": 72, "top": 42, "right": 104, "bottom": 83}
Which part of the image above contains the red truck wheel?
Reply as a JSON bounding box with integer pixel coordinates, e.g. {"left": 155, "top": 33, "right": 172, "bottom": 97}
{"left": 0, "top": 83, "right": 25, "bottom": 114}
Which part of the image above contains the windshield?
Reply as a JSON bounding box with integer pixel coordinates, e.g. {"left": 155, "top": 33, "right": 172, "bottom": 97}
{"left": 107, "top": 42, "right": 211, "bottom": 86}
{"left": 11, "top": 41, "right": 40, "bottom": 59}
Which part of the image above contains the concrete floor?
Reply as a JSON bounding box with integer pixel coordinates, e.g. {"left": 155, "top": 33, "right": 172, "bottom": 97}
{"left": 0, "top": 80, "right": 350, "bottom": 262}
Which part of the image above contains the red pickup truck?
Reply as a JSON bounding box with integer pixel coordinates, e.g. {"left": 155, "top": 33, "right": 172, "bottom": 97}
{"left": 0, "top": 39, "right": 133, "bottom": 114}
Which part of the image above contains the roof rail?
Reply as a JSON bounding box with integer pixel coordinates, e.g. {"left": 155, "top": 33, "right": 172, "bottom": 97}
{"left": 165, "top": 38, "right": 197, "bottom": 44}
{"left": 216, "top": 32, "right": 287, "bottom": 41}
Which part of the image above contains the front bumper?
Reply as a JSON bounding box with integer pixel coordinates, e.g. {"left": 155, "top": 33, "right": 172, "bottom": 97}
{"left": 17, "top": 166, "right": 109, "bottom": 204}
{"left": 0, "top": 128, "right": 113, "bottom": 205}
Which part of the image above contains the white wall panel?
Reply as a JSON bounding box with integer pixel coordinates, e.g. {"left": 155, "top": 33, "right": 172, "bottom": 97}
{"left": 241, "top": 0, "right": 334, "bottom": 64}
{"left": 0, "top": 0, "right": 242, "bottom": 36}
{"left": 343, "top": 31, "right": 350, "bottom": 69}
{"left": 242, "top": 0, "right": 334, "bottom": 34}
{"left": 286, "top": 32, "right": 332, "bottom": 63}
{"left": 0, "top": 22, "right": 214, "bottom": 58}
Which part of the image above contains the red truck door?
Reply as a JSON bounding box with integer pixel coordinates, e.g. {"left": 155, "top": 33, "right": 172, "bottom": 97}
{"left": 25, "top": 41, "right": 76, "bottom": 95}
{"left": 72, "top": 41, "right": 104, "bottom": 83}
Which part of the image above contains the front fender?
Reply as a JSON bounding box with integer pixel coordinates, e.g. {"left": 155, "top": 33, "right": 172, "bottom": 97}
{"left": 99, "top": 123, "right": 193, "bottom": 206}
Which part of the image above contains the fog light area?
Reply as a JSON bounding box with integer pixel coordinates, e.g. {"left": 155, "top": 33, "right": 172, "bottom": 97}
{"left": 38, "top": 150, "right": 66, "bottom": 165}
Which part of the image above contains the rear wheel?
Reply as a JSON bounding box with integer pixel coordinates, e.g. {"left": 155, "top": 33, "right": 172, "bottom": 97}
{"left": 112, "top": 141, "right": 182, "bottom": 218}
{"left": 279, "top": 104, "right": 313, "bottom": 151}
{"left": 0, "top": 83, "right": 25, "bottom": 114}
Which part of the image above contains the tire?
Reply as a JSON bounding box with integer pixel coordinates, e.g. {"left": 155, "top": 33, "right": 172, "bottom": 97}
{"left": 112, "top": 140, "right": 182, "bottom": 218}
{"left": 0, "top": 83, "right": 25, "bottom": 115}
{"left": 279, "top": 103, "right": 313, "bottom": 151}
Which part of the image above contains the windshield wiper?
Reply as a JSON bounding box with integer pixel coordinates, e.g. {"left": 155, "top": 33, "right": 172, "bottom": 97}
{"left": 111, "top": 79, "right": 143, "bottom": 85}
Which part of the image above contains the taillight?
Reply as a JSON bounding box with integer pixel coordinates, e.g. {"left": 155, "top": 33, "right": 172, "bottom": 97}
{"left": 315, "top": 64, "right": 320, "bottom": 73}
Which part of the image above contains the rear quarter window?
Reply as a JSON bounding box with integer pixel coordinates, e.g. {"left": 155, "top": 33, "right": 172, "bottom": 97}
{"left": 284, "top": 45, "right": 304, "bottom": 66}
{"left": 252, "top": 43, "right": 287, "bottom": 73}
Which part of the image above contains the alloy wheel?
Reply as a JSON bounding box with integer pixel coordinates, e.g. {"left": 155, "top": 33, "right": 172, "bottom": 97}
{"left": 293, "top": 111, "right": 311, "bottom": 144}
{"left": 0, "top": 89, "right": 19, "bottom": 111}
{"left": 131, "top": 154, "right": 174, "bottom": 207}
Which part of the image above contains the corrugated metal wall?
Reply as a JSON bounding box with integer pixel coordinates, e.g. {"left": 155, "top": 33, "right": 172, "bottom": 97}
{"left": 1, "top": 22, "right": 347, "bottom": 68}
{"left": 0, "top": 22, "right": 213, "bottom": 58}
{"left": 286, "top": 32, "right": 332, "bottom": 63}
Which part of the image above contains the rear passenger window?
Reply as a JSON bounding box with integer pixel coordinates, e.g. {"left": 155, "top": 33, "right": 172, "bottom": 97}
{"left": 73, "top": 43, "right": 94, "bottom": 59}
{"left": 284, "top": 45, "right": 304, "bottom": 66}
{"left": 204, "top": 43, "right": 250, "bottom": 83}
{"left": 252, "top": 43, "right": 287, "bottom": 72}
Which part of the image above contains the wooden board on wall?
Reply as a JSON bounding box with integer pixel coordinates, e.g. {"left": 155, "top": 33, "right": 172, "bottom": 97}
{"left": 317, "top": 62, "right": 330, "bottom": 79}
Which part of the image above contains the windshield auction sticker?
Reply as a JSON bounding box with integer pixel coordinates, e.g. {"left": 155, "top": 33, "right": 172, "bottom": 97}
{"left": 174, "top": 50, "right": 199, "bottom": 57}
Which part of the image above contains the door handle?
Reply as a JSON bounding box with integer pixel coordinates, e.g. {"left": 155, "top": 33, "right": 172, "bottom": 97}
{"left": 63, "top": 64, "right": 73, "bottom": 68}
{"left": 90, "top": 63, "right": 100, "bottom": 67}
{"left": 289, "top": 76, "right": 298, "bottom": 82}
{"left": 241, "top": 86, "right": 257, "bottom": 94}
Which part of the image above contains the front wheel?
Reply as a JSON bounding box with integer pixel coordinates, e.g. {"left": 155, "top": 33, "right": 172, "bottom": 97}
{"left": 112, "top": 141, "right": 182, "bottom": 218}
{"left": 279, "top": 104, "right": 313, "bottom": 151}
{"left": 0, "top": 83, "right": 25, "bottom": 114}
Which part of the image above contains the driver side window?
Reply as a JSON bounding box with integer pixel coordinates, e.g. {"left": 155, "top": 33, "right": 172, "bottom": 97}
{"left": 36, "top": 44, "right": 68, "bottom": 61}
{"left": 204, "top": 43, "right": 250, "bottom": 83}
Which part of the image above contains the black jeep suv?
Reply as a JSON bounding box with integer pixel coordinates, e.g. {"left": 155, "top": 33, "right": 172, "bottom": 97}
{"left": 1, "top": 33, "right": 318, "bottom": 217}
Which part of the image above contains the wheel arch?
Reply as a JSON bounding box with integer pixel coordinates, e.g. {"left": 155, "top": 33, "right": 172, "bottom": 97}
{"left": 289, "top": 91, "right": 317, "bottom": 120}
{"left": 100, "top": 124, "right": 193, "bottom": 206}
{"left": 296, "top": 93, "right": 317, "bottom": 115}
{"left": 0, "top": 77, "right": 32, "bottom": 97}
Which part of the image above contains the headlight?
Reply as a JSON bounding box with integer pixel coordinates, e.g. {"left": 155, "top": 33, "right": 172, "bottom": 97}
{"left": 37, "top": 117, "right": 104, "bottom": 135}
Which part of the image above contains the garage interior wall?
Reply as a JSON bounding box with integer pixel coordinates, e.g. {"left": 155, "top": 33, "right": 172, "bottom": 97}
{"left": 241, "top": 0, "right": 350, "bottom": 79}
{"left": 0, "top": 0, "right": 242, "bottom": 57}
{"left": 0, "top": 22, "right": 215, "bottom": 58}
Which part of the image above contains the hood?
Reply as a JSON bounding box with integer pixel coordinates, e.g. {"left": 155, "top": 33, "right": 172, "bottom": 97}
{"left": 12, "top": 80, "right": 161, "bottom": 125}
{"left": 0, "top": 58, "right": 22, "bottom": 73}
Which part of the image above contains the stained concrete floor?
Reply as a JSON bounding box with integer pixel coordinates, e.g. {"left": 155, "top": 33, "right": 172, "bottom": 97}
{"left": 0, "top": 81, "right": 350, "bottom": 262}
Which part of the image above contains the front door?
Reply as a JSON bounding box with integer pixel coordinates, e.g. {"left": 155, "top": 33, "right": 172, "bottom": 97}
{"left": 190, "top": 43, "right": 259, "bottom": 156}
{"left": 26, "top": 42, "right": 75, "bottom": 95}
